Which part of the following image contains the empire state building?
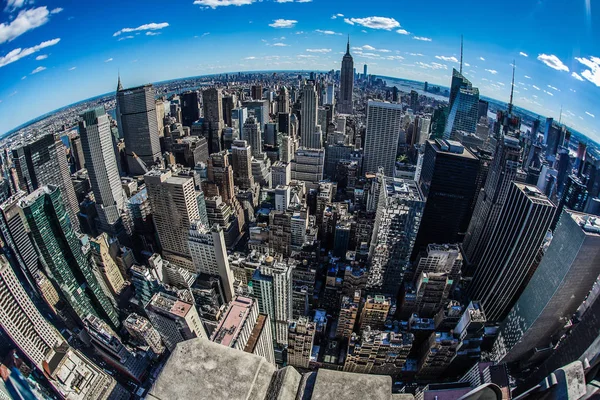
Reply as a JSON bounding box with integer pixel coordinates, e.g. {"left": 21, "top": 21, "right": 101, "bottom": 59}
{"left": 339, "top": 37, "right": 354, "bottom": 115}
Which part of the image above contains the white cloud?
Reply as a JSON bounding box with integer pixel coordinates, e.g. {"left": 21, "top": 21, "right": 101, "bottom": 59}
{"left": 343, "top": 16, "right": 400, "bottom": 30}
{"left": 50, "top": 7, "right": 63, "bottom": 14}
{"left": 435, "top": 55, "right": 458, "bottom": 63}
{"left": 407, "top": 53, "right": 424, "bottom": 57}
{"left": 537, "top": 53, "right": 569, "bottom": 72}
{"left": 114, "top": 22, "right": 169, "bottom": 36}
{"left": 4, "top": 0, "right": 29, "bottom": 12}
{"left": 146, "top": 31, "right": 161, "bottom": 36}
{"left": 331, "top": 13, "right": 344, "bottom": 19}
{"left": 570, "top": 88, "right": 576, "bottom": 92}
{"left": 586, "top": 111, "right": 595, "bottom": 118}
{"left": 315, "top": 29, "right": 340, "bottom": 35}
{"left": 0, "top": 37, "right": 60, "bottom": 68}
{"left": 416, "top": 61, "right": 447, "bottom": 70}
{"left": 575, "top": 56, "right": 600, "bottom": 87}
{"left": 35, "top": 54, "right": 48, "bottom": 60}
{"left": 485, "top": 69, "right": 498, "bottom": 74}
{"left": 547, "top": 84, "right": 560, "bottom": 91}
{"left": 571, "top": 72, "right": 584, "bottom": 81}
{"left": 479, "top": 56, "right": 485, "bottom": 61}
{"left": 269, "top": 19, "right": 297, "bottom": 28}
{"left": 386, "top": 55, "right": 404, "bottom": 60}
{"left": 306, "top": 48, "right": 331, "bottom": 53}
{"left": 543, "top": 90, "right": 553, "bottom": 96}
{"left": 524, "top": 75, "right": 531, "bottom": 79}
{"left": 272, "top": 42, "right": 288, "bottom": 46}
{"left": 396, "top": 29, "right": 410, "bottom": 35}
{"left": 0, "top": 7, "right": 54, "bottom": 44}
{"left": 69, "top": 66, "right": 76, "bottom": 70}
{"left": 105, "top": 58, "right": 113, "bottom": 62}
{"left": 194, "top": 0, "right": 255, "bottom": 7}
{"left": 519, "top": 52, "right": 528, "bottom": 57}
{"left": 118, "top": 35, "right": 134, "bottom": 41}
{"left": 297, "top": 54, "right": 316, "bottom": 58}
{"left": 464, "top": 63, "right": 470, "bottom": 67}
{"left": 532, "top": 85, "right": 540, "bottom": 90}
{"left": 413, "top": 36, "right": 432, "bottom": 41}
{"left": 21, "top": 75, "right": 26, "bottom": 79}
{"left": 244, "top": 56, "right": 256, "bottom": 60}
{"left": 30, "top": 66, "right": 46, "bottom": 74}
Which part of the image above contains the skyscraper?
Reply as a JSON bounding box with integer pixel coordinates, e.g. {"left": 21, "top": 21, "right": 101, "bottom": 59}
{"left": 12, "top": 133, "right": 80, "bottom": 231}
{"left": 116, "top": 83, "right": 161, "bottom": 174}
{"left": 287, "top": 317, "right": 315, "bottom": 368}
{"left": 79, "top": 107, "right": 127, "bottom": 235}
{"left": 492, "top": 210, "right": 600, "bottom": 364}
{"left": 339, "top": 38, "right": 354, "bottom": 114}
{"left": 462, "top": 136, "right": 522, "bottom": 269}
{"left": 362, "top": 101, "right": 403, "bottom": 176}
{"left": 444, "top": 84, "right": 480, "bottom": 138}
{"left": 252, "top": 260, "right": 293, "bottom": 347}
{"left": 412, "top": 140, "right": 480, "bottom": 258}
{"left": 231, "top": 139, "right": 255, "bottom": 190}
{"left": 300, "top": 81, "right": 322, "bottom": 149}
{"left": 278, "top": 86, "right": 290, "bottom": 114}
{"left": 243, "top": 115, "right": 263, "bottom": 158}
{"left": 0, "top": 255, "right": 122, "bottom": 400}
{"left": 145, "top": 292, "right": 207, "bottom": 352}
{"left": 181, "top": 91, "right": 200, "bottom": 127}
{"left": 0, "top": 255, "right": 64, "bottom": 371}
{"left": 203, "top": 88, "right": 225, "bottom": 154}
{"left": 19, "top": 185, "right": 119, "bottom": 327}
{"left": 188, "top": 222, "right": 236, "bottom": 302}
{"left": 210, "top": 296, "right": 275, "bottom": 365}
{"left": 144, "top": 170, "right": 200, "bottom": 271}
{"left": 467, "top": 183, "right": 555, "bottom": 322}
{"left": 367, "top": 174, "right": 424, "bottom": 295}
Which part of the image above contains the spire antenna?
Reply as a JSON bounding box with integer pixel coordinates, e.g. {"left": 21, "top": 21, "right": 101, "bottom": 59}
{"left": 346, "top": 35, "right": 350, "bottom": 55}
{"left": 508, "top": 60, "right": 515, "bottom": 114}
{"left": 460, "top": 35, "right": 464, "bottom": 74}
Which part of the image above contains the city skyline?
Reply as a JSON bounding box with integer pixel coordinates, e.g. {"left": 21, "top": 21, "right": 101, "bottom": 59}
{"left": 0, "top": 0, "right": 599, "bottom": 141}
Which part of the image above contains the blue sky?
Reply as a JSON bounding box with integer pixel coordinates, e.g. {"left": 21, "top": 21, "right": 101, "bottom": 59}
{"left": 0, "top": 0, "right": 599, "bottom": 141}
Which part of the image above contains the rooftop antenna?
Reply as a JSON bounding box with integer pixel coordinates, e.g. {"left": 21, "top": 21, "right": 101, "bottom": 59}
{"left": 346, "top": 35, "right": 350, "bottom": 55}
{"left": 460, "top": 35, "right": 464, "bottom": 74}
{"left": 508, "top": 60, "right": 515, "bottom": 114}
{"left": 559, "top": 105, "right": 563, "bottom": 124}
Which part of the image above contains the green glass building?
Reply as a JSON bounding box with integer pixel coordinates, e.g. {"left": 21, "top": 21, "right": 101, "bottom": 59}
{"left": 20, "top": 185, "right": 119, "bottom": 327}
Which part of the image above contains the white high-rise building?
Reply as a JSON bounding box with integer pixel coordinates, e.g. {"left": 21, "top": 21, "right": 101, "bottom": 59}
{"left": 300, "top": 81, "right": 321, "bottom": 149}
{"left": 252, "top": 260, "right": 293, "bottom": 346}
{"left": 274, "top": 185, "right": 291, "bottom": 212}
{"left": 271, "top": 161, "right": 291, "bottom": 187}
{"left": 79, "top": 107, "right": 127, "bottom": 231}
{"left": 145, "top": 170, "right": 200, "bottom": 271}
{"left": 362, "top": 101, "right": 403, "bottom": 177}
{"left": 0, "top": 255, "right": 64, "bottom": 370}
{"left": 188, "top": 221, "right": 235, "bottom": 302}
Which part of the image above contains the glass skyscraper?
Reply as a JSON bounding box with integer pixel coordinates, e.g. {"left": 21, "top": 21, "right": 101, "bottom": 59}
{"left": 20, "top": 185, "right": 119, "bottom": 327}
{"left": 444, "top": 69, "right": 479, "bottom": 139}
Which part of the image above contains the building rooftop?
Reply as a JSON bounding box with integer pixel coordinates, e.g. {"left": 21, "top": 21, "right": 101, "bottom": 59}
{"left": 428, "top": 139, "right": 478, "bottom": 160}
{"left": 149, "top": 292, "right": 192, "bottom": 318}
{"left": 568, "top": 211, "right": 600, "bottom": 236}
{"left": 147, "top": 338, "right": 418, "bottom": 400}
{"left": 211, "top": 296, "right": 255, "bottom": 347}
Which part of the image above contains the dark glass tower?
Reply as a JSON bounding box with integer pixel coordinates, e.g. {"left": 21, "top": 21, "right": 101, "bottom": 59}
{"left": 181, "top": 91, "right": 200, "bottom": 128}
{"left": 412, "top": 139, "right": 480, "bottom": 259}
